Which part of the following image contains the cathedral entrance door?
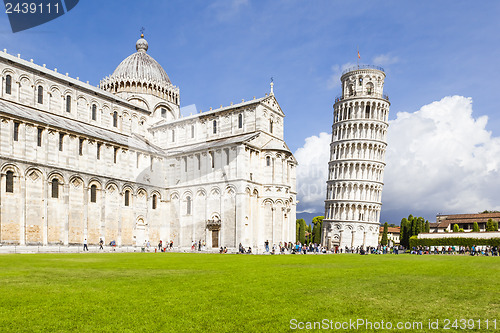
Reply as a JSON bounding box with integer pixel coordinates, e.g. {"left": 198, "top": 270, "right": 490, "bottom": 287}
{"left": 135, "top": 218, "right": 147, "bottom": 246}
{"left": 212, "top": 230, "right": 219, "bottom": 248}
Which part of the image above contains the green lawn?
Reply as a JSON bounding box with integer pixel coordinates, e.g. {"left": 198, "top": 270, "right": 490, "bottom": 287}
{"left": 0, "top": 253, "right": 498, "bottom": 332}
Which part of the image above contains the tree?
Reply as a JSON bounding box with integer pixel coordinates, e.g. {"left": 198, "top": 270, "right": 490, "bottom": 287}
{"left": 473, "top": 222, "right": 480, "bottom": 232}
{"left": 486, "top": 219, "right": 497, "bottom": 232}
{"left": 311, "top": 216, "right": 324, "bottom": 244}
{"left": 453, "top": 224, "right": 459, "bottom": 233}
{"left": 400, "top": 218, "right": 409, "bottom": 248}
{"left": 409, "top": 215, "right": 417, "bottom": 237}
{"left": 305, "top": 224, "right": 312, "bottom": 244}
{"left": 424, "top": 220, "right": 430, "bottom": 233}
{"left": 380, "top": 222, "right": 389, "bottom": 246}
{"left": 416, "top": 217, "right": 424, "bottom": 235}
{"left": 296, "top": 219, "right": 306, "bottom": 244}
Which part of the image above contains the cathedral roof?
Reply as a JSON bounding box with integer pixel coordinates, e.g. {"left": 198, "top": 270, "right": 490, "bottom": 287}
{"left": 108, "top": 34, "right": 171, "bottom": 86}
{"left": 164, "top": 133, "right": 260, "bottom": 156}
{"left": 261, "top": 138, "right": 292, "bottom": 153}
{"left": 0, "top": 99, "right": 164, "bottom": 155}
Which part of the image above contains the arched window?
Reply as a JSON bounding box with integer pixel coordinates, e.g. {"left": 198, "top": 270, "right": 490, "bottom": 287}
{"left": 51, "top": 178, "right": 59, "bottom": 198}
{"left": 90, "top": 185, "right": 97, "bottom": 203}
{"left": 186, "top": 196, "right": 191, "bottom": 215}
{"left": 113, "top": 111, "right": 118, "bottom": 127}
{"left": 191, "top": 125, "right": 195, "bottom": 138}
{"left": 124, "top": 189, "right": 130, "bottom": 206}
{"left": 37, "top": 86, "right": 43, "bottom": 104}
{"left": 365, "top": 105, "right": 371, "bottom": 119}
{"left": 161, "top": 108, "right": 167, "bottom": 118}
{"left": 152, "top": 194, "right": 157, "bottom": 209}
{"left": 266, "top": 156, "right": 271, "bottom": 166}
{"left": 5, "top": 75, "right": 12, "bottom": 95}
{"left": 366, "top": 82, "right": 374, "bottom": 95}
{"left": 91, "top": 104, "right": 97, "bottom": 121}
{"left": 213, "top": 120, "right": 217, "bottom": 134}
{"left": 66, "top": 95, "right": 71, "bottom": 113}
{"left": 238, "top": 113, "right": 243, "bottom": 128}
{"left": 6, "top": 170, "right": 14, "bottom": 193}
{"left": 172, "top": 129, "right": 175, "bottom": 142}
{"left": 269, "top": 120, "right": 273, "bottom": 134}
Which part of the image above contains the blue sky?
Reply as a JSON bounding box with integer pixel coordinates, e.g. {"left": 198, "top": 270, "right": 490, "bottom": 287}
{"left": 1, "top": 0, "right": 499, "bottom": 224}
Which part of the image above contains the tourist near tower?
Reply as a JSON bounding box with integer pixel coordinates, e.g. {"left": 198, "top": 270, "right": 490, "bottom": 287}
{"left": 322, "top": 61, "right": 390, "bottom": 251}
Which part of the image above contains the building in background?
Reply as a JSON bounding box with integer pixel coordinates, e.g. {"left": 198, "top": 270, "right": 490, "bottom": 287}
{"left": 378, "top": 226, "right": 400, "bottom": 246}
{"left": 322, "top": 66, "right": 390, "bottom": 249}
{"left": 429, "top": 212, "right": 500, "bottom": 233}
{"left": 0, "top": 35, "right": 297, "bottom": 250}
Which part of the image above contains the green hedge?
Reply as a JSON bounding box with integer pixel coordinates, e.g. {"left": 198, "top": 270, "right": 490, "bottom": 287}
{"left": 409, "top": 236, "right": 500, "bottom": 248}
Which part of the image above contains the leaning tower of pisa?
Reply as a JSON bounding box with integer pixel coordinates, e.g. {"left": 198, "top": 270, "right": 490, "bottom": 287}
{"left": 322, "top": 66, "right": 390, "bottom": 250}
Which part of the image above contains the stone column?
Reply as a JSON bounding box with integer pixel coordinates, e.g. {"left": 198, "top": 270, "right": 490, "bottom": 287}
{"left": 63, "top": 182, "right": 69, "bottom": 246}
{"left": 43, "top": 178, "right": 48, "bottom": 246}
{"left": 0, "top": 173, "right": 2, "bottom": 243}
{"left": 20, "top": 173, "right": 26, "bottom": 245}
{"left": 83, "top": 185, "right": 88, "bottom": 241}
{"left": 117, "top": 193, "right": 122, "bottom": 247}
{"left": 235, "top": 191, "right": 244, "bottom": 248}
{"left": 271, "top": 206, "right": 275, "bottom": 245}
{"left": 339, "top": 229, "right": 343, "bottom": 249}
{"left": 219, "top": 191, "right": 224, "bottom": 247}
{"left": 101, "top": 186, "right": 106, "bottom": 242}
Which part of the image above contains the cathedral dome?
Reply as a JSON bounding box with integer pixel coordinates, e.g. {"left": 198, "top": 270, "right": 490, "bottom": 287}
{"left": 108, "top": 34, "right": 171, "bottom": 86}
{"left": 100, "top": 34, "right": 180, "bottom": 109}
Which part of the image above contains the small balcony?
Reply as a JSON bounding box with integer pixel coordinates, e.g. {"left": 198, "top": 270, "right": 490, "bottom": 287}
{"left": 341, "top": 65, "right": 385, "bottom": 75}
{"left": 335, "top": 92, "right": 389, "bottom": 103}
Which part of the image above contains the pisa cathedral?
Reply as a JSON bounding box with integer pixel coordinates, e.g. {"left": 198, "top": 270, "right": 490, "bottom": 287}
{"left": 322, "top": 66, "right": 389, "bottom": 249}
{"left": 0, "top": 35, "right": 297, "bottom": 250}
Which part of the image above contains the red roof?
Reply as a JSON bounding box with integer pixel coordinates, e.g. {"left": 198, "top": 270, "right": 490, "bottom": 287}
{"left": 379, "top": 226, "right": 400, "bottom": 234}
{"left": 436, "top": 213, "right": 500, "bottom": 228}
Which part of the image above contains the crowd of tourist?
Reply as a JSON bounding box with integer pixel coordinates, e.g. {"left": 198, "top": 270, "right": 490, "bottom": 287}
{"left": 136, "top": 238, "right": 499, "bottom": 256}
{"left": 410, "top": 245, "right": 499, "bottom": 256}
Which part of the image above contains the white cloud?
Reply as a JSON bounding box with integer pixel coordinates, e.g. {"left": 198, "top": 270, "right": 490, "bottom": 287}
{"left": 373, "top": 54, "right": 399, "bottom": 66}
{"left": 295, "top": 95, "right": 500, "bottom": 219}
{"left": 327, "top": 62, "right": 356, "bottom": 89}
{"left": 295, "top": 132, "right": 331, "bottom": 213}
{"left": 384, "top": 95, "right": 500, "bottom": 216}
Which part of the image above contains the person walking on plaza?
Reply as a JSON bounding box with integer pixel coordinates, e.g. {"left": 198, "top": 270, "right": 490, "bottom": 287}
{"left": 158, "top": 240, "right": 162, "bottom": 251}
{"left": 265, "top": 240, "right": 269, "bottom": 252}
{"left": 83, "top": 238, "right": 88, "bottom": 251}
{"left": 99, "top": 238, "right": 104, "bottom": 250}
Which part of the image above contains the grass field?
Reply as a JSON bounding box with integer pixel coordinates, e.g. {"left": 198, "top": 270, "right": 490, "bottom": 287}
{"left": 0, "top": 253, "right": 498, "bottom": 332}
